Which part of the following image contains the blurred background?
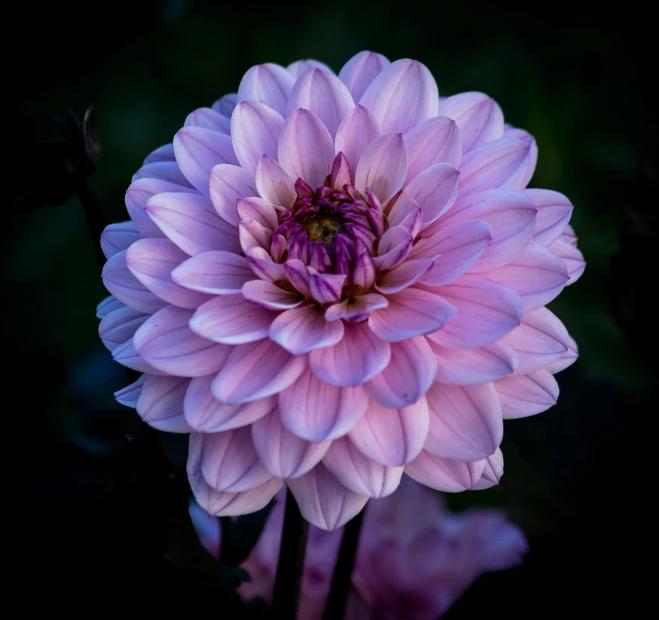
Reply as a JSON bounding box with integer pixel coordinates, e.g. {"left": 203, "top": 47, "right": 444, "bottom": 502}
{"left": 6, "top": 0, "right": 655, "bottom": 616}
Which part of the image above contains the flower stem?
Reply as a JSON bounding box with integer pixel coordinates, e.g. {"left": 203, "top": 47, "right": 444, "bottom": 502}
{"left": 322, "top": 506, "right": 366, "bottom": 620}
{"left": 271, "top": 489, "right": 309, "bottom": 619}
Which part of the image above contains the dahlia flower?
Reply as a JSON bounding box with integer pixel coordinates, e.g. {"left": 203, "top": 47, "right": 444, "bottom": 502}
{"left": 190, "top": 479, "right": 528, "bottom": 619}
{"left": 99, "top": 51, "right": 584, "bottom": 530}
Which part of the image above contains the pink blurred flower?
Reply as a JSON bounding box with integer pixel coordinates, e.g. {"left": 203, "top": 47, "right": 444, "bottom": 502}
{"left": 190, "top": 479, "right": 528, "bottom": 619}
{"left": 100, "top": 52, "right": 584, "bottom": 529}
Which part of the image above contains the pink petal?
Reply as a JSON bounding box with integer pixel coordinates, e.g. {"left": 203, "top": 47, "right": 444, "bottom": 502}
{"left": 111, "top": 339, "right": 165, "bottom": 375}
{"left": 237, "top": 63, "right": 296, "bottom": 117}
{"left": 283, "top": 259, "right": 312, "bottom": 297}
{"left": 211, "top": 339, "right": 307, "bottom": 404}
{"left": 372, "top": 227, "right": 413, "bottom": 272}
{"left": 146, "top": 192, "right": 241, "bottom": 256}
{"left": 360, "top": 59, "right": 439, "bottom": 133}
{"left": 325, "top": 294, "right": 389, "bottom": 323}
{"left": 430, "top": 340, "right": 519, "bottom": 385}
{"left": 173, "top": 127, "right": 238, "bottom": 194}
{"left": 375, "top": 258, "right": 434, "bottom": 295}
{"left": 209, "top": 164, "right": 258, "bottom": 226}
{"left": 354, "top": 132, "right": 407, "bottom": 204}
{"left": 287, "top": 69, "right": 355, "bottom": 138}
{"left": 270, "top": 304, "right": 344, "bottom": 355}
{"left": 307, "top": 269, "right": 346, "bottom": 304}
{"left": 424, "top": 383, "right": 502, "bottom": 461}
{"left": 287, "top": 59, "right": 334, "bottom": 77}
{"left": 101, "top": 250, "right": 167, "bottom": 314}
{"left": 334, "top": 105, "right": 381, "bottom": 171}
{"left": 473, "top": 448, "right": 504, "bottom": 489}
{"left": 246, "top": 248, "right": 289, "bottom": 283}
{"left": 171, "top": 251, "right": 253, "bottom": 294}
{"left": 278, "top": 108, "right": 335, "bottom": 189}
{"left": 132, "top": 161, "right": 192, "bottom": 187}
{"left": 495, "top": 370, "right": 559, "bottom": 419}
{"left": 134, "top": 306, "right": 232, "bottom": 377}
{"left": 309, "top": 321, "right": 391, "bottom": 387}
{"left": 287, "top": 464, "right": 368, "bottom": 531}
{"left": 143, "top": 143, "right": 175, "bottom": 165}
{"left": 365, "top": 337, "right": 437, "bottom": 408}
{"left": 242, "top": 279, "right": 304, "bottom": 310}
{"left": 185, "top": 107, "right": 231, "bottom": 133}
{"left": 404, "top": 451, "right": 486, "bottom": 492}
{"left": 404, "top": 116, "right": 462, "bottom": 184}
{"left": 236, "top": 197, "right": 278, "bottom": 230}
{"left": 137, "top": 374, "right": 192, "bottom": 433}
{"left": 338, "top": 51, "right": 390, "bottom": 102}
{"left": 184, "top": 376, "right": 275, "bottom": 432}
{"left": 368, "top": 287, "right": 456, "bottom": 342}
{"left": 99, "top": 305, "right": 147, "bottom": 352}
{"left": 238, "top": 218, "right": 272, "bottom": 254}
{"left": 251, "top": 411, "right": 330, "bottom": 479}
{"left": 526, "top": 189, "right": 573, "bottom": 246}
{"left": 125, "top": 238, "right": 212, "bottom": 309}
{"left": 481, "top": 242, "right": 568, "bottom": 312}
{"left": 437, "top": 92, "right": 504, "bottom": 153}
{"left": 255, "top": 155, "right": 296, "bottom": 208}
{"left": 550, "top": 234, "right": 585, "bottom": 285}
{"left": 279, "top": 367, "right": 369, "bottom": 441}
{"left": 230, "top": 102, "right": 284, "bottom": 172}
{"left": 349, "top": 398, "right": 429, "bottom": 467}
{"left": 97, "top": 295, "right": 124, "bottom": 319}
{"left": 211, "top": 93, "right": 238, "bottom": 117}
{"left": 323, "top": 437, "right": 403, "bottom": 498}
{"left": 428, "top": 275, "right": 523, "bottom": 348}
{"left": 101, "top": 221, "right": 140, "bottom": 259}
{"left": 546, "top": 336, "right": 578, "bottom": 374}
{"left": 114, "top": 375, "right": 144, "bottom": 408}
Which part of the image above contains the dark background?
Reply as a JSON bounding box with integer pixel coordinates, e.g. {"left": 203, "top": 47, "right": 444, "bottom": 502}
{"left": 6, "top": 1, "right": 655, "bottom": 616}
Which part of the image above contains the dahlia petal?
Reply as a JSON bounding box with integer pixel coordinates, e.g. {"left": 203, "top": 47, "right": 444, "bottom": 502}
{"left": 134, "top": 306, "right": 232, "bottom": 377}
{"left": 481, "top": 242, "right": 569, "bottom": 312}
{"left": 190, "top": 294, "right": 276, "bottom": 344}
{"left": 309, "top": 321, "right": 391, "bottom": 387}
{"left": 209, "top": 164, "right": 258, "bottom": 226}
{"left": 360, "top": 59, "right": 439, "bottom": 134}
{"left": 424, "top": 383, "right": 503, "bottom": 462}
{"left": 495, "top": 370, "right": 559, "bottom": 419}
{"left": 132, "top": 161, "right": 192, "bottom": 187}
{"left": 325, "top": 294, "right": 389, "bottom": 323}
{"left": 173, "top": 127, "right": 238, "bottom": 194}
{"left": 349, "top": 398, "right": 429, "bottom": 467}
{"left": 501, "top": 307, "right": 570, "bottom": 374}
{"left": 238, "top": 218, "right": 272, "bottom": 253}
{"left": 372, "top": 227, "right": 413, "bottom": 272}
{"left": 287, "top": 69, "right": 355, "bottom": 138}
{"left": 430, "top": 341, "right": 519, "bottom": 385}
{"left": 114, "top": 375, "right": 144, "bottom": 408}
{"left": 143, "top": 143, "right": 175, "bottom": 165}
{"left": 137, "top": 374, "right": 192, "bottom": 433}
{"left": 375, "top": 258, "right": 434, "bottom": 295}
{"left": 546, "top": 336, "right": 578, "bottom": 374}
{"left": 242, "top": 279, "right": 304, "bottom": 310}
{"left": 287, "top": 464, "right": 368, "bottom": 531}
{"left": 125, "top": 238, "right": 212, "bottom": 309}
{"left": 230, "top": 101, "right": 284, "bottom": 172}
{"left": 526, "top": 189, "right": 573, "bottom": 246}
{"left": 365, "top": 337, "right": 437, "bottom": 408}
{"left": 237, "top": 63, "right": 295, "bottom": 117}
{"left": 308, "top": 269, "right": 346, "bottom": 304}
{"left": 428, "top": 276, "right": 523, "bottom": 348}
{"left": 96, "top": 295, "right": 125, "bottom": 319}
{"left": 323, "top": 437, "right": 403, "bottom": 498}
{"left": 172, "top": 251, "right": 254, "bottom": 295}
{"left": 185, "top": 107, "right": 231, "bottom": 133}
{"left": 390, "top": 163, "right": 459, "bottom": 226}
{"left": 111, "top": 339, "right": 165, "bottom": 375}
{"left": 101, "top": 221, "right": 140, "bottom": 259}
{"left": 247, "top": 249, "right": 288, "bottom": 282}
{"left": 437, "top": 92, "right": 504, "bottom": 152}
{"left": 437, "top": 189, "right": 537, "bottom": 271}
{"left": 473, "top": 448, "right": 504, "bottom": 490}
{"left": 278, "top": 108, "right": 335, "bottom": 189}
{"left": 404, "top": 116, "right": 462, "bottom": 184}
{"left": 146, "top": 192, "right": 241, "bottom": 255}
{"left": 251, "top": 411, "right": 330, "bottom": 479}
{"left": 236, "top": 197, "right": 278, "bottom": 230}
{"left": 459, "top": 136, "right": 537, "bottom": 196}
{"left": 550, "top": 234, "right": 586, "bottom": 285}
{"left": 279, "top": 367, "right": 369, "bottom": 441}
{"left": 354, "top": 132, "right": 407, "bottom": 204}
{"left": 255, "top": 155, "right": 296, "bottom": 208}
{"left": 211, "top": 339, "right": 307, "bottom": 404}
{"left": 287, "top": 59, "right": 334, "bottom": 77}
{"left": 334, "top": 105, "right": 381, "bottom": 171}
{"left": 184, "top": 376, "right": 275, "bottom": 432}
{"left": 198, "top": 429, "right": 272, "bottom": 492}
{"left": 351, "top": 246, "right": 377, "bottom": 289}
{"left": 368, "top": 287, "right": 456, "bottom": 342}
{"left": 212, "top": 93, "right": 238, "bottom": 117}
{"left": 99, "top": 305, "right": 148, "bottom": 352}
{"left": 338, "top": 51, "right": 390, "bottom": 102}
{"left": 405, "top": 451, "right": 486, "bottom": 492}
{"left": 270, "top": 304, "right": 344, "bottom": 355}
{"left": 283, "top": 259, "right": 312, "bottom": 297}
{"left": 101, "top": 250, "right": 167, "bottom": 314}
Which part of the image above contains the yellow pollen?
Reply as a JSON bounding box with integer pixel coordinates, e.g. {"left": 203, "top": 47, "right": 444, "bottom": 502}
{"left": 304, "top": 215, "right": 342, "bottom": 246}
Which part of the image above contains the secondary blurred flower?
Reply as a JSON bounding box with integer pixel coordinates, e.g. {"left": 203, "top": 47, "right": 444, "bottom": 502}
{"left": 99, "top": 52, "right": 585, "bottom": 529}
{"left": 190, "top": 479, "right": 528, "bottom": 619}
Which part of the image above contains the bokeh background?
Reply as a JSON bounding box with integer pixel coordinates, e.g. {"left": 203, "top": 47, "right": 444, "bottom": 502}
{"left": 7, "top": 0, "right": 655, "bottom": 616}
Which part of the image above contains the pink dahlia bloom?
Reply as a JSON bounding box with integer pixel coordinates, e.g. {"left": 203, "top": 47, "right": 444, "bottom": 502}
{"left": 190, "top": 479, "right": 528, "bottom": 619}
{"left": 99, "top": 52, "right": 585, "bottom": 530}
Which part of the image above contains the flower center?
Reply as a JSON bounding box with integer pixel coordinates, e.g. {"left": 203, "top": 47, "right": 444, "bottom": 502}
{"left": 304, "top": 213, "right": 343, "bottom": 246}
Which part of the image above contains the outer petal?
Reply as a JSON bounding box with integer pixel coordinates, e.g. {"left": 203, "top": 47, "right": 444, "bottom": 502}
{"left": 99, "top": 305, "right": 147, "bottom": 352}
{"left": 251, "top": 411, "right": 330, "bottom": 479}
{"left": 136, "top": 374, "right": 192, "bottom": 433}
{"left": 354, "top": 132, "right": 407, "bottom": 204}
{"left": 237, "top": 63, "right": 296, "bottom": 116}
{"left": 360, "top": 59, "right": 439, "bottom": 133}
{"left": 279, "top": 367, "right": 369, "bottom": 441}
{"left": 209, "top": 164, "right": 258, "bottom": 226}
{"left": 143, "top": 143, "right": 175, "bottom": 165}
{"left": 287, "top": 464, "right": 369, "bottom": 531}
{"left": 97, "top": 295, "right": 124, "bottom": 319}
{"left": 495, "top": 370, "right": 559, "bottom": 419}
{"left": 526, "top": 189, "right": 573, "bottom": 246}
{"left": 404, "top": 116, "right": 461, "bottom": 184}
{"left": 270, "top": 304, "right": 345, "bottom": 355}
{"left": 546, "top": 336, "right": 578, "bottom": 374}
{"left": 550, "top": 233, "right": 586, "bottom": 285}
{"left": 424, "top": 383, "right": 502, "bottom": 461}
{"left": 349, "top": 398, "right": 429, "bottom": 467}
{"left": 111, "top": 339, "right": 165, "bottom": 375}
{"left": 334, "top": 105, "right": 381, "bottom": 171}
{"left": 132, "top": 161, "right": 192, "bottom": 187}
{"left": 185, "top": 107, "right": 231, "bottom": 133}
{"left": 211, "top": 93, "right": 238, "bottom": 117}
{"left": 338, "top": 51, "right": 390, "bottom": 102}
{"left": 287, "top": 59, "right": 333, "bottom": 77}
{"left": 255, "top": 155, "right": 296, "bottom": 208}
{"left": 115, "top": 375, "right": 144, "bottom": 408}
{"left": 375, "top": 258, "right": 434, "bottom": 295}
{"left": 472, "top": 448, "right": 504, "bottom": 490}
{"left": 236, "top": 196, "right": 279, "bottom": 230}
{"left": 172, "top": 251, "right": 254, "bottom": 295}
{"left": 101, "top": 221, "right": 140, "bottom": 259}
{"left": 230, "top": 102, "right": 284, "bottom": 172}
{"left": 405, "top": 451, "right": 486, "bottom": 492}
{"left": 242, "top": 279, "right": 304, "bottom": 310}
